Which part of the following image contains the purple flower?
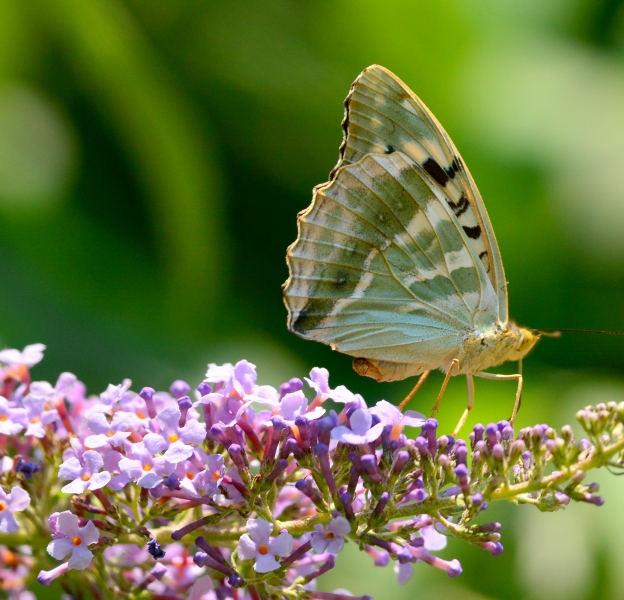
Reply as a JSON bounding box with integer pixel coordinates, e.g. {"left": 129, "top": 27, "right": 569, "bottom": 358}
{"left": 84, "top": 412, "right": 133, "bottom": 448}
{"left": 59, "top": 450, "right": 111, "bottom": 494}
{"left": 0, "top": 486, "right": 30, "bottom": 532}
{"left": 205, "top": 360, "right": 257, "bottom": 397}
{"left": 370, "top": 400, "right": 425, "bottom": 441}
{"left": 331, "top": 408, "right": 384, "bottom": 445}
{"left": 46, "top": 511, "right": 99, "bottom": 570}
{"left": 256, "top": 390, "right": 325, "bottom": 426}
{"left": 0, "top": 343, "right": 45, "bottom": 367}
{"left": 311, "top": 515, "right": 350, "bottom": 554}
{"left": 194, "top": 454, "right": 225, "bottom": 496}
{"left": 118, "top": 442, "right": 173, "bottom": 488}
{"left": 22, "top": 395, "right": 58, "bottom": 438}
{"left": 327, "top": 385, "right": 367, "bottom": 410}
{"left": 99, "top": 380, "right": 132, "bottom": 408}
{"left": 142, "top": 406, "right": 206, "bottom": 464}
{"left": 0, "top": 396, "right": 26, "bottom": 435}
{"left": 237, "top": 517, "right": 293, "bottom": 573}
{"left": 420, "top": 523, "right": 448, "bottom": 551}
{"left": 305, "top": 367, "right": 333, "bottom": 400}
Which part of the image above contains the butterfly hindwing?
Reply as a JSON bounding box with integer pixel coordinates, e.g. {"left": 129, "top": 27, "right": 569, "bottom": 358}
{"left": 284, "top": 151, "right": 499, "bottom": 380}
{"left": 333, "top": 65, "right": 508, "bottom": 322}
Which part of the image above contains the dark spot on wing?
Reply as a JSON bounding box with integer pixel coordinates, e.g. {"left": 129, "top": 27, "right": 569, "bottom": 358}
{"left": 478, "top": 250, "right": 491, "bottom": 273}
{"left": 385, "top": 145, "right": 395, "bottom": 154}
{"left": 463, "top": 225, "right": 482, "bottom": 239}
{"left": 447, "top": 194, "right": 469, "bottom": 217}
{"left": 423, "top": 158, "right": 449, "bottom": 187}
{"left": 292, "top": 299, "right": 337, "bottom": 334}
{"left": 445, "top": 157, "right": 462, "bottom": 179}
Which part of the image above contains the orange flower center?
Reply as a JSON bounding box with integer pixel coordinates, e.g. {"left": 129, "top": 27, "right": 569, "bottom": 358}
{"left": 390, "top": 422, "right": 403, "bottom": 441}
{"left": 212, "top": 471, "right": 221, "bottom": 481}
{"left": 187, "top": 471, "right": 195, "bottom": 480}
{"left": 106, "top": 431, "right": 114, "bottom": 437}
{"left": 82, "top": 474, "right": 91, "bottom": 482}
{"left": 72, "top": 536, "right": 82, "bottom": 547}
{"left": 30, "top": 416, "right": 40, "bottom": 424}
{"left": 258, "top": 545, "right": 269, "bottom": 555}
{"left": 136, "top": 411, "right": 146, "bottom": 419}
{"left": 143, "top": 464, "right": 152, "bottom": 471}
{"left": 0, "top": 415, "right": 7, "bottom": 422}
{"left": 168, "top": 433, "right": 179, "bottom": 443}
{"left": 0, "top": 501, "right": 6, "bottom": 512}
{"left": 325, "top": 531, "right": 335, "bottom": 540}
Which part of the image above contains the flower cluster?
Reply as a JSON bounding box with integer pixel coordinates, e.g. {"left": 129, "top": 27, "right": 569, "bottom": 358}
{"left": 0, "top": 345, "right": 621, "bottom": 599}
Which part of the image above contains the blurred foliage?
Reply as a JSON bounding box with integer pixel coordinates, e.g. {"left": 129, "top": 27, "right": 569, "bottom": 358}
{"left": 2, "top": 0, "right": 624, "bottom": 598}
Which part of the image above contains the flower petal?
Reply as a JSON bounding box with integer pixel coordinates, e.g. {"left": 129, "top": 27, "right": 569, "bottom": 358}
{"left": 246, "top": 517, "right": 273, "bottom": 545}
{"left": 402, "top": 410, "right": 427, "bottom": 428}
{"left": 254, "top": 553, "right": 280, "bottom": 573}
{"left": 349, "top": 409, "right": 372, "bottom": 435}
{"left": 58, "top": 457, "right": 84, "bottom": 481}
{"left": 56, "top": 512, "right": 80, "bottom": 538}
{"left": 420, "top": 525, "right": 447, "bottom": 551}
{"left": 163, "top": 441, "right": 193, "bottom": 464}
{"left": 47, "top": 538, "right": 74, "bottom": 561}
{"left": 0, "top": 513, "right": 19, "bottom": 533}
{"left": 328, "top": 516, "right": 351, "bottom": 537}
{"left": 179, "top": 418, "right": 207, "bottom": 445}
{"left": 310, "top": 532, "right": 329, "bottom": 554}
{"left": 143, "top": 433, "right": 168, "bottom": 455}
{"left": 326, "top": 537, "right": 345, "bottom": 554}
{"left": 269, "top": 532, "right": 293, "bottom": 557}
{"left": 61, "top": 478, "right": 90, "bottom": 495}
{"left": 237, "top": 534, "right": 257, "bottom": 560}
{"left": 136, "top": 472, "right": 163, "bottom": 488}
{"left": 157, "top": 406, "right": 181, "bottom": 430}
{"left": 7, "top": 487, "right": 30, "bottom": 512}
{"left": 80, "top": 521, "right": 100, "bottom": 546}
{"left": 68, "top": 545, "right": 94, "bottom": 570}
{"left": 88, "top": 471, "right": 111, "bottom": 491}
{"left": 82, "top": 450, "right": 104, "bottom": 474}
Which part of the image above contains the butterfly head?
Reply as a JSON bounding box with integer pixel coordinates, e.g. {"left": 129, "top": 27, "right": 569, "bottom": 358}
{"left": 506, "top": 322, "right": 540, "bottom": 361}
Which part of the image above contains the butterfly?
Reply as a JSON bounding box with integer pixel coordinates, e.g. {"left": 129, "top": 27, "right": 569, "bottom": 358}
{"left": 283, "top": 65, "right": 539, "bottom": 434}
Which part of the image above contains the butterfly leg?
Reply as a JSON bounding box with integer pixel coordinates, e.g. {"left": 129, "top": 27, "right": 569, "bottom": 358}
{"left": 473, "top": 371, "right": 523, "bottom": 425}
{"left": 399, "top": 370, "right": 431, "bottom": 412}
{"left": 430, "top": 359, "right": 460, "bottom": 418}
{"left": 451, "top": 374, "right": 474, "bottom": 437}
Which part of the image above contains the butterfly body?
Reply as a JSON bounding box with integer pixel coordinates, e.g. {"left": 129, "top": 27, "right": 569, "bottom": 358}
{"left": 283, "top": 65, "right": 539, "bottom": 390}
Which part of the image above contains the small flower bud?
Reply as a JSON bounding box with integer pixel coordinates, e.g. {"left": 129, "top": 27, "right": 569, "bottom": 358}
{"left": 170, "top": 380, "right": 191, "bottom": 398}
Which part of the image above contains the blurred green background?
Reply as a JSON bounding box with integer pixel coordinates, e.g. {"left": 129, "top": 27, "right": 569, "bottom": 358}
{"left": 2, "top": 0, "right": 624, "bottom": 598}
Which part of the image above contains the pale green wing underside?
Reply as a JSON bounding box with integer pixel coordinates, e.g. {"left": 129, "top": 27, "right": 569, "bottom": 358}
{"left": 332, "top": 65, "right": 508, "bottom": 323}
{"left": 284, "top": 151, "right": 499, "bottom": 374}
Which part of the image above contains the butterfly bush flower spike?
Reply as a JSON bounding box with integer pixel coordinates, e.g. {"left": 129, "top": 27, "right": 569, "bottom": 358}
{"left": 0, "top": 349, "right": 623, "bottom": 595}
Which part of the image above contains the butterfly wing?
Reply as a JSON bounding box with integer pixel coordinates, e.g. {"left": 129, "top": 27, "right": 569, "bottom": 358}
{"left": 284, "top": 150, "right": 499, "bottom": 381}
{"left": 332, "top": 65, "right": 508, "bottom": 323}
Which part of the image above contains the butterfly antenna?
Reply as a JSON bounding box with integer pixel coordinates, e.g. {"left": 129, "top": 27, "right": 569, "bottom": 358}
{"left": 532, "top": 328, "right": 624, "bottom": 337}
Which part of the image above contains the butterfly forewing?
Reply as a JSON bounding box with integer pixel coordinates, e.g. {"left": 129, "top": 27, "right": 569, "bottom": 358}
{"left": 285, "top": 150, "right": 498, "bottom": 379}
{"left": 332, "top": 65, "right": 508, "bottom": 322}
